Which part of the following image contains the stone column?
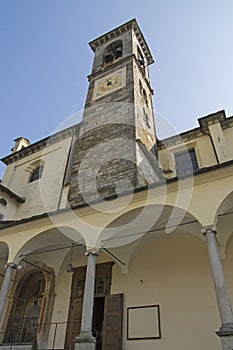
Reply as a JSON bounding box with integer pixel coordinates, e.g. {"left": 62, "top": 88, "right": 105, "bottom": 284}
{"left": 74, "top": 250, "right": 98, "bottom": 350}
{"left": 202, "top": 226, "right": 233, "bottom": 350}
{"left": 0, "top": 263, "right": 17, "bottom": 321}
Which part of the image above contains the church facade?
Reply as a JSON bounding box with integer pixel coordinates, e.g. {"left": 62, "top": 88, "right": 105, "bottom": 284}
{"left": 0, "top": 19, "right": 233, "bottom": 350}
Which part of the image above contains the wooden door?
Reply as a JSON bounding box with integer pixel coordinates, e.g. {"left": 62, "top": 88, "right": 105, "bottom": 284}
{"left": 102, "top": 294, "right": 123, "bottom": 350}
{"left": 65, "top": 298, "right": 83, "bottom": 349}
{"left": 65, "top": 263, "right": 118, "bottom": 350}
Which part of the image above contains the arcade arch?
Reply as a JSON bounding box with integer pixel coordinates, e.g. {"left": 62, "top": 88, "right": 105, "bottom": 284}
{"left": 97, "top": 204, "right": 203, "bottom": 270}
{"left": 215, "top": 190, "right": 233, "bottom": 254}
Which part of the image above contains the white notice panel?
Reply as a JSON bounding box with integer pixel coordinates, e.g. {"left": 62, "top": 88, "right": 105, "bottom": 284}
{"left": 127, "top": 305, "right": 161, "bottom": 340}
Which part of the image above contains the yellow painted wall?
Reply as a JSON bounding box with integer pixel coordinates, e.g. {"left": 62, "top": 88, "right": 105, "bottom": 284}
{"left": 111, "top": 235, "right": 221, "bottom": 350}
{"left": 1, "top": 136, "right": 72, "bottom": 219}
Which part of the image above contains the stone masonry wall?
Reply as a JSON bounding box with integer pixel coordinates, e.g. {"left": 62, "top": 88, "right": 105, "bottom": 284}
{"left": 67, "top": 123, "right": 137, "bottom": 207}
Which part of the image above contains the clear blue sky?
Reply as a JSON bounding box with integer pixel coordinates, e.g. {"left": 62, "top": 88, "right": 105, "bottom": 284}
{"left": 1, "top": 1, "right": 233, "bottom": 177}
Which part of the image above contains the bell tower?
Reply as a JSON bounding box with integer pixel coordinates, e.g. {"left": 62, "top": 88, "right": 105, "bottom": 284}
{"left": 68, "top": 19, "right": 162, "bottom": 207}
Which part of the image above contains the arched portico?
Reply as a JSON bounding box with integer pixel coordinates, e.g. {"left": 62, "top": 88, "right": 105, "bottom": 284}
{"left": 93, "top": 202, "right": 233, "bottom": 350}
{"left": 197, "top": 187, "right": 233, "bottom": 350}
{"left": 109, "top": 232, "right": 221, "bottom": 350}
{"left": 0, "top": 225, "right": 86, "bottom": 348}
{"left": 97, "top": 204, "right": 203, "bottom": 271}
{"left": 0, "top": 194, "right": 233, "bottom": 350}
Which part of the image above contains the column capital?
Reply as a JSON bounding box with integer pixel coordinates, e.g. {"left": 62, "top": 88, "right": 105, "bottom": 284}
{"left": 5, "top": 263, "right": 18, "bottom": 270}
{"left": 201, "top": 225, "right": 217, "bottom": 236}
{"left": 85, "top": 249, "right": 99, "bottom": 256}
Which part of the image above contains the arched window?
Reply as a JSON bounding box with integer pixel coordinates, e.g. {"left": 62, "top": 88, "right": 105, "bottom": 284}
{"left": 29, "top": 165, "right": 44, "bottom": 183}
{"left": 137, "top": 46, "right": 145, "bottom": 69}
{"left": 139, "top": 80, "right": 143, "bottom": 95}
{"left": 4, "top": 270, "right": 45, "bottom": 343}
{"left": 0, "top": 198, "right": 7, "bottom": 207}
{"left": 103, "top": 40, "right": 122, "bottom": 64}
{"left": 143, "top": 107, "right": 151, "bottom": 129}
{"left": 143, "top": 89, "right": 148, "bottom": 106}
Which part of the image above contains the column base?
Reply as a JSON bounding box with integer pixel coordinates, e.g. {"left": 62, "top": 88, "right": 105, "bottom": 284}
{"left": 216, "top": 324, "right": 233, "bottom": 350}
{"left": 74, "top": 332, "right": 96, "bottom": 350}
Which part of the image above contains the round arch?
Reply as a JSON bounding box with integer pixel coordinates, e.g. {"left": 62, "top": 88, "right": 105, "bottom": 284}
{"left": 97, "top": 204, "right": 202, "bottom": 270}
{"left": 215, "top": 190, "right": 233, "bottom": 253}
{"left": 9, "top": 226, "right": 86, "bottom": 265}
{"left": 2, "top": 263, "right": 55, "bottom": 348}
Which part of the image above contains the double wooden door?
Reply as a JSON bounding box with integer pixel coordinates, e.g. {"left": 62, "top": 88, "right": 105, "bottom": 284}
{"left": 65, "top": 263, "right": 123, "bottom": 350}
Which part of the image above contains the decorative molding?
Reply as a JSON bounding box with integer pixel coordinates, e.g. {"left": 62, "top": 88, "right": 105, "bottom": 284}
{"left": 157, "top": 128, "right": 204, "bottom": 150}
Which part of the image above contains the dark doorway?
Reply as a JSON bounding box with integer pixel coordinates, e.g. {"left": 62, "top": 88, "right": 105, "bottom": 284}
{"left": 65, "top": 263, "right": 123, "bottom": 350}
{"left": 92, "top": 297, "right": 105, "bottom": 350}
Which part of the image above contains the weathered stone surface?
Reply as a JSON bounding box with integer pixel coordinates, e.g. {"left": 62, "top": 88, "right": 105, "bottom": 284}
{"left": 68, "top": 123, "right": 138, "bottom": 206}
{"left": 67, "top": 21, "right": 161, "bottom": 208}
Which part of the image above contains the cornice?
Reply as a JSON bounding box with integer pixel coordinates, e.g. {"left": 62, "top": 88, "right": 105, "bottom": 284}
{"left": 0, "top": 184, "right": 25, "bottom": 203}
{"left": 221, "top": 115, "right": 233, "bottom": 129}
{"left": 157, "top": 127, "right": 204, "bottom": 150}
{"left": 89, "top": 18, "right": 154, "bottom": 65}
{"left": 198, "top": 110, "right": 226, "bottom": 128}
{"left": 158, "top": 110, "right": 233, "bottom": 150}
{"left": 1, "top": 124, "right": 80, "bottom": 165}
